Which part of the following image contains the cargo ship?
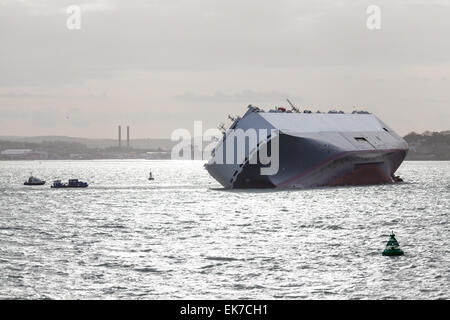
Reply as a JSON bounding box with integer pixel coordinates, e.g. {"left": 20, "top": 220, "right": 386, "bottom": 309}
{"left": 205, "top": 104, "right": 408, "bottom": 189}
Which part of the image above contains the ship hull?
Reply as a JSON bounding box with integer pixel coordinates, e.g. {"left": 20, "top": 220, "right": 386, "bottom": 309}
{"left": 207, "top": 133, "right": 407, "bottom": 189}
{"left": 24, "top": 182, "right": 46, "bottom": 186}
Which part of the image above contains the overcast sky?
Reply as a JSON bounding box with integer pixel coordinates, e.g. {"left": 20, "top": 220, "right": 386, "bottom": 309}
{"left": 0, "top": 0, "right": 449, "bottom": 138}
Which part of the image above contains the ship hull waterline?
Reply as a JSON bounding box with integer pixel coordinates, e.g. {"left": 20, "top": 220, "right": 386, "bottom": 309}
{"left": 205, "top": 133, "right": 408, "bottom": 189}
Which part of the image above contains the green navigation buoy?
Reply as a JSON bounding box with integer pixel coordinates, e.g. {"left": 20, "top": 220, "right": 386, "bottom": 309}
{"left": 382, "top": 232, "right": 404, "bottom": 256}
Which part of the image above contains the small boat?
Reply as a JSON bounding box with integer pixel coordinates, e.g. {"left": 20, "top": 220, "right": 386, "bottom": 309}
{"left": 148, "top": 171, "right": 154, "bottom": 181}
{"left": 382, "top": 232, "right": 404, "bottom": 256}
{"left": 51, "top": 179, "right": 88, "bottom": 188}
{"left": 24, "top": 176, "right": 46, "bottom": 186}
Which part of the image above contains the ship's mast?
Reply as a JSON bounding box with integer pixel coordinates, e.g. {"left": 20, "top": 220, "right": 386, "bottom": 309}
{"left": 286, "top": 98, "right": 299, "bottom": 113}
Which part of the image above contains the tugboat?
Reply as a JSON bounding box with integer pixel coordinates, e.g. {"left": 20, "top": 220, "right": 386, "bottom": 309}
{"left": 24, "top": 176, "right": 46, "bottom": 186}
{"left": 382, "top": 232, "right": 404, "bottom": 256}
{"left": 51, "top": 179, "right": 88, "bottom": 189}
{"left": 148, "top": 171, "right": 154, "bottom": 181}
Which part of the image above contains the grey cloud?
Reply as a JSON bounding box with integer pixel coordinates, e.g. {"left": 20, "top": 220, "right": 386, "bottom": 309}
{"left": 2, "top": 0, "right": 450, "bottom": 87}
{"left": 0, "top": 0, "right": 449, "bottom": 137}
{"left": 0, "top": 92, "right": 106, "bottom": 99}
{"left": 175, "top": 90, "right": 301, "bottom": 103}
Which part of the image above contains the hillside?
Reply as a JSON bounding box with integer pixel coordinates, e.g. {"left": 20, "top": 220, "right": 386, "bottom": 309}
{"left": 404, "top": 131, "right": 450, "bottom": 160}
{"left": 1, "top": 131, "right": 449, "bottom": 160}
{"left": 0, "top": 136, "right": 175, "bottom": 150}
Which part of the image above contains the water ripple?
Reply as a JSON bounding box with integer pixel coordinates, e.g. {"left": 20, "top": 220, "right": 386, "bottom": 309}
{"left": 0, "top": 160, "right": 449, "bottom": 299}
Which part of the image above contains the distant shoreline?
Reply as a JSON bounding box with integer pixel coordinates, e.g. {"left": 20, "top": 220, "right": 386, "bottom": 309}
{"left": 1, "top": 130, "right": 449, "bottom": 161}
{"left": 0, "top": 158, "right": 449, "bottom": 162}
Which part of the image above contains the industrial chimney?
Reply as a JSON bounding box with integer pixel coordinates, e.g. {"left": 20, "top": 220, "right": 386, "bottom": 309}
{"left": 118, "top": 125, "right": 122, "bottom": 148}
{"left": 127, "top": 126, "right": 130, "bottom": 148}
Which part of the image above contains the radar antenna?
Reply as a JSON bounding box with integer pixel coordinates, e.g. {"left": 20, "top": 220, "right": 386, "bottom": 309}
{"left": 286, "top": 98, "right": 299, "bottom": 113}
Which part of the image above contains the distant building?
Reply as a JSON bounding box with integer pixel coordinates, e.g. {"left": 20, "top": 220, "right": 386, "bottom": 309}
{"left": 0, "top": 149, "right": 48, "bottom": 160}
{"left": 70, "top": 153, "right": 84, "bottom": 159}
{"left": 1, "top": 149, "right": 33, "bottom": 155}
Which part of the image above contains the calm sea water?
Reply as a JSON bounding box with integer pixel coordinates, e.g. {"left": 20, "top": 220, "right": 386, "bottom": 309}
{"left": 0, "top": 160, "right": 448, "bottom": 299}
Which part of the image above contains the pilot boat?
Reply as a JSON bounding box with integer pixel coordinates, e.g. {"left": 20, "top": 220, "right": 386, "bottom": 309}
{"left": 24, "top": 176, "right": 46, "bottom": 186}
{"left": 51, "top": 179, "right": 88, "bottom": 188}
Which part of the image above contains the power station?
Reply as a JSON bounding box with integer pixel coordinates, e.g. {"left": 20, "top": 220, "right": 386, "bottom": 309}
{"left": 118, "top": 125, "right": 122, "bottom": 148}
{"left": 127, "top": 126, "right": 130, "bottom": 148}
{"left": 118, "top": 125, "right": 131, "bottom": 148}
